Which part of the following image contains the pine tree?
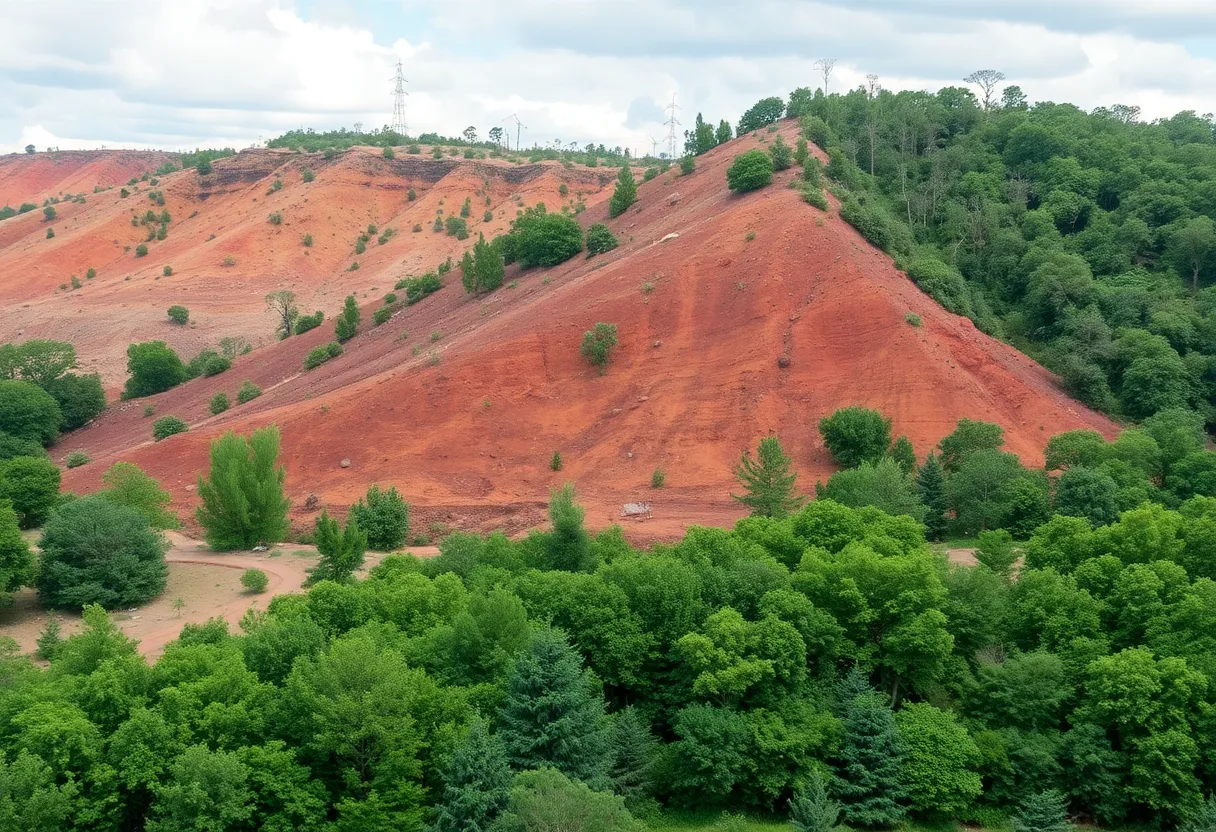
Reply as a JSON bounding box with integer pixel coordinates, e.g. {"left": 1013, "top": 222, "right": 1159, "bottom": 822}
{"left": 474, "top": 233, "right": 504, "bottom": 292}
{"left": 305, "top": 510, "right": 366, "bottom": 586}
{"left": 833, "top": 685, "right": 906, "bottom": 828}
{"left": 608, "top": 706, "right": 656, "bottom": 807}
{"left": 915, "top": 453, "right": 948, "bottom": 541}
{"left": 461, "top": 249, "right": 476, "bottom": 293}
{"left": 731, "top": 436, "right": 804, "bottom": 518}
{"left": 35, "top": 614, "right": 62, "bottom": 660}
{"left": 790, "top": 770, "right": 841, "bottom": 832}
{"left": 334, "top": 295, "right": 359, "bottom": 341}
{"left": 195, "top": 427, "right": 290, "bottom": 551}
{"left": 608, "top": 166, "right": 637, "bottom": 218}
{"left": 1182, "top": 795, "right": 1216, "bottom": 832}
{"left": 498, "top": 628, "right": 610, "bottom": 787}
{"left": 888, "top": 436, "right": 916, "bottom": 474}
{"left": 1012, "top": 790, "right": 1072, "bottom": 832}
{"left": 434, "top": 718, "right": 512, "bottom": 832}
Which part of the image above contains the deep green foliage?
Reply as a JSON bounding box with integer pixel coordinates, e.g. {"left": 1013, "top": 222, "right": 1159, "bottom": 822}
{"left": 151, "top": 416, "right": 188, "bottom": 441}
{"left": 43, "top": 373, "right": 105, "bottom": 431}
{"left": 770, "top": 135, "right": 793, "bottom": 171}
{"left": 435, "top": 718, "right": 512, "bottom": 832}
{"left": 195, "top": 426, "right": 289, "bottom": 550}
{"left": 0, "top": 431, "right": 45, "bottom": 462}
{"left": 373, "top": 307, "right": 391, "bottom": 326}
{"left": 349, "top": 485, "right": 409, "bottom": 551}
{"left": 585, "top": 223, "right": 619, "bottom": 256}
{"left": 184, "top": 350, "right": 230, "bottom": 379}
{"left": 236, "top": 380, "right": 262, "bottom": 403}
{"left": 819, "top": 458, "right": 925, "bottom": 521}
{"left": 732, "top": 436, "right": 803, "bottom": 518}
{"left": 0, "top": 456, "right": 60, "bottom": 528}
{"left": 334, "top": 295, "right": 360, "bottom": 341}
{"left": 293, "top": 310, "right": 323, "bottom": 335}
{"left": 833, "top": 683, "right": 906, "bottom": 828}
{"left": 0, "top": 342, "right": 101, "bottom": 433}
{"left": 35, "top": 497, "right": 167, "bottom": 609}
{"left": 726, "top": 150, "right": 774, "bottom": 193}
{"left": 0, "top": 501, "right": 33, "bottom": 601}
{"left": 580, "top": 323, "right": 618, "bottom": 373}
{"left": 209, "top": 392, "right": 230, "bottom": 415}
{"left": 462, "top": 234, "right": 505, "bottom": 293}
{"left": 0, "top": 380, "right": 61, "bottom": 446}
{"left": 938, "top": 419, "right": 1005, "bottom": 473}
{"left": 167, "top": 305, "right": 189, "bottom": 324}
{"left": 545, "top": 484, "right": 593, "bottom": 572}
{"left": 123, "top": 341, "right": 187, "bottom": 399}
{"left": 304, "top": 342, "right": 343, "bottom": 370}
{"left": 241, "top": 568, "right": 268, "bottom": 593}
{"left": 819, "top": 406, "right": 892, "bottom": 468}
{"left": 510, "top": 208, "right": 584, "bottom": 268}
{"left": 916, "top": 453, "right": 948, "bottom": 541}
{"left": 306, "top": 511, "right": 366, "bottom": 585}
{"left": 609, "top": 167, "right": 638, "bottom": 218}
{"left": 737, "top": 96, "right": 786, "bottom": 134}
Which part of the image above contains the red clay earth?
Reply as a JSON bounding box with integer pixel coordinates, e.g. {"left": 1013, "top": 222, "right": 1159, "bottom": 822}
{"left": 1, "top": 123, "right": 1118, "bottom": 541}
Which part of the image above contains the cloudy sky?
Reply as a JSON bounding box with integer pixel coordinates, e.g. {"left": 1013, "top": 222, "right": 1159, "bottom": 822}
{"left": 3, "top": 0, "right": 1216, "bottom": 155}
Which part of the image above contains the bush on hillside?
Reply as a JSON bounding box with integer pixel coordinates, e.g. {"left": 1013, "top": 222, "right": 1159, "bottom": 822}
{"left": 236, "top": 380, "right": 262, "bottom": 404}
{"left": 65, "top": 451, "right": 89, "bottom": 468}
{"left": 726, "top": 150, "right": 774, "bottom": 193}
{"left": 209, "top": 392, "right": 230, "bottom": 415}
{"left": 349, "top": 484, "right": 410, "bottom": 551}
{"left": 373, "top": 307, "right": 391, "bottom": 326}
{"left": 608, "top": 166, "right": 637, "bottom": 218}
{"left": 294, "top": 310, "right": 324, "bottom": 335}
{"left": 769, "top": 135, "right": 793, "bottom": 171}
{"left": 903, "top": 257, "right": 973, "bottom": 317}
{"left": 304, "top": 342, "right": 343, "bottom": 370}
{"left": 186, "top": 350, "right": 231, "bottom": 379}
{"left": 510, "top": 208, "right": 583, "bottom": 268}
{"left": 0, "top": 380, "right": 63, "bottom": 446}
{"left": 152, "top": 416, "right": 188, "bottom": 441}
{"left": 167, "top": 305, "right": 189, "bottom": 325}
{"left": 581, "top": 322, "right": 619, "bottom": 374}
{"left": 195, "top": 426, "right": 289, "bottom": 550}
{"left": 585, "top": 224, "right": 618, "bottom": 257}
{"left": 35, "top": 496, "right": 167, "bottom": 609}
{"left": 122, "top": 341, "right": 187, "bottom": 400}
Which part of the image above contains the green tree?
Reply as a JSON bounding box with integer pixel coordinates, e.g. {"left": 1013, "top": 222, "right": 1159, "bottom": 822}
{"left": 1011, "top": 790, "right": 1072, "bottom": 832}
{"left": 1044, "top": 429, "right": 1107, "bottom": 471}
{"left": 770, "top": 135, "right": 793, "bottom": 171}
{"left": 947, "top": 449, "right": 1025, "bottom": 533}
{"left": 790, "top": 770, "right": 841, "bottom": 832}
{"left": 833, "top": 683, "right": 906, "bottom": 828}
{"left": 98, "top": 462, "right": 179, "bottom": 529}
{"left": 726, "top": 150, "right": 775, "bottom": 193}
{"left": 265, "top": 290, "right": 298, "bottom": 339}
{"left": 498, "top": 628, "right": 610, "bottom": 787}
{"left": 585, "top": 223, "right": 619, "bottom": 256}
{"left": 494, "top": 768, "right": 642, "bottom": 832}
{"left": 581, "top": 323, "right": 619, "bottom": 373}
{"left": 167, "top": 305, "right": 189, "bottom": 325}
{"left": 334, "top": 295, "right": 360, "bottom": 341}
{"left": 546, "top": 484, "right": 593, "bottom": 572}
{"left": 716, "top": 120, "right": 733, "bottom": 145}
{"left": 938, "top": 418, "right": 1005, "bottom": 473}
{"left": 608, "top": 706, "right": 657, "bottom": 808}
{"left": 434, "top": 718, "right": 512, "bottom": 832}
{"left": 1181, "top": 795, "right": 1216, "bottom": 832}
{"left": 42, "top": 373, "right": 105, "bottom": 431}
{"left": 0, "top": 380, "right": 62, "bottom": 445}
{"left": 1169, "top": 215, "right": 1216, "bottom": 291}
{"left": 1167, "top": 452, "right": 1216, "bottom": 500}
{"left": 0, "top": 431, "right": 45, "bottom": 462}
{"left": 1055, "top": 466, "right": 1120, "bottom": 527}
{"left": 195, "top": 426, "right": 290, "bottom": 550}
{"left": 818, "top": 458, "right": 925, "bottom": 521}
{"left": 888, "top": 435, "right": 916, "bottom": 474}
{"left": 0, "top": 750, "right": 75, "bottom": 831}
{"left": 916, "top": 454, "right": 948, "bottom": 541}
{"left": 608, "top": 166, "right": 637, "bottom": 218}
{"left": 147, "top": 745, "right": 254, "bottom": 832}
{"left": 737, "top": 96, "right": 785, "bottom": 133}
{"left": 0, "top": 501, "right": 33, "bottom": 602}
{"left": 349, "top": 484, "right": 409, "bottom": 551}
{"left": 306, "top": 511, "right": 366, "bottom": 585}
{"left": 894, "top": 702, "right": 981, "bottom": 819}
{"left": 152, "top": 415, "right": 187, "bottom": 441}
{"left": 122, "top": 341, "right": 186, "bottom": 399}
{"left": 512, "top": 208, "right": 584, "bottom": 267}
{"left": 35, "top": 496, "right": 167, "bottom": 609}
{"left": 732, "top": 436, "right": 803, "bottom": 518}
{"left": 819, "top": 406, "right": 892, "bottom": 468}
{"left": 974, "top": 528, "right": 1017, "bottom": 575}
{"left": 0, "top": 455, "right": 60, "bottom": 528}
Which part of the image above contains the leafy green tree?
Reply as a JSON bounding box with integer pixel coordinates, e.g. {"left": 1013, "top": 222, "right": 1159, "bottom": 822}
{"left": 818, "top": 458, "right": 925, "bottom": 521}
{"left": 546, "top": 484, "right": 593, "bottom": 572}
{"left": 334, "top": 295, "right": 360, "bottom": 341}
{"left": 581, "top": 323, "right": 619, "bottom": 373}
{"left": 585, "top": 223, "right": 619, "bottom": 256}
{"left": 146, "top": 745, "right": 253, "bottom": 832}
{"left": 974, "top": 528, "right": 1017, "bottom": 575}
{"left": 122, "top": 341, "right": 186, "bottom": 399}
{"left": 0, "top": 455, "right": 60, "bottom": 528}
{"left": 732, "top": 436, "right": 804, "bottom": 518}
{"left": 0, "top": 431, "right": 45, "bottom": 462}
{"left": 608, "top": 166, "right": 637, "bottom": 218}
{"left": 737, "top": 96, "right": 786, "bottom": 133}
{"left": 99, "top": 462, "right": 178, "bottom": 529}
{"left": 726, "top": 150, "right": 774, "bottom": 193}
{"left": 3, "top": 339, "right": 75, "bottom": 385}
{"left": 1011, "top": 789, "right": 1072, "bottom": 832}
{"left": 916, "top": 454, "right": 948, "bottom": 541}
{"left": 770, "top": 135, "right": 793, "bottom": 171}
{"left": 195, "top": 426, "right": 290, "bottom": 550}
{"left": 0, "top": 501, "right": 33, "bottom": 602}
{"left": 167, "top": 305, "right": 189, "bottom": 325}
{"left": 1169, "top": 215, "right": 1216, "bottom": 291}
{"left": 42, "top": 372, "right": 105, "bottom": 431}
{"left": 1181, "top": 795, "right": 1216, "bottom": 832}
{"left": 938, "top": 418, "right": 1005, "bottom": 473}
{"left": 0, "top": 380, "right": 62, "bottom": 445}
{"left": 1044, "top": 429, "right": 1107, "bottom": 471}
{"left": 790, "top": 769, "right": 841, "bottom": 832}
{"left": 498, "top": 627, "right": 610, "bottom": 787}
{"left": 349, "top": 484, "right": 409, "bottom": 550}
{"left": 494, "top": 768, "right": 642, "bottom": 832}
{"left": 265, "top": 290, "right": 298, "bottom": 339}
{"left": 306, "top": 511, "right": 366, "bottom": 585}
{"left": 888, "top": 435, "right": 916, "bottom": 474}
{"left": 152, "top": 415, "right": 187, "bottom": 441}
{"left": 819, "top": 406, "right": 892, "bottom": 468}
{"left": 1143, "top": 408, "right": 1206, "bottom": 477}
{"left": 461, "top": 250, "right": 476, "bottom": 291}
{"left": 716, "top": 120, "right": 733, "bottom": 145}
{"left": 947, "top": 449, "right": 1025, "bottom": 533}
{"left": 434, "top": 718, "right": 512, "bottom": 832}
{"left": 35, "top": 496, "right": 167, "bottom": 609}
{"left": 894, "top": 702, "right": 981, "bottom": 819}
{"left": 0, "top": 750, "right": 75, "bottom": 831}
{"left": 833, "top": 683, "right": 907, "bottom": 828}
{"left": 463, "top": 233, "right": 505, "bottom": 293}
{"left": 1055, "top": 466, "right": 1120, "bottom": 526}
{"left": 512, "top": 208, "right": 584, "bottom": 267}
{"left": 1167, "top": 452, "right": 1216, "bottom": 500}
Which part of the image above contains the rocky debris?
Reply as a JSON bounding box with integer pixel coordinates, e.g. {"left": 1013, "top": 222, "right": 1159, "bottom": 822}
{"left": 339, "top": 458, "right": 351, "bottom": 468}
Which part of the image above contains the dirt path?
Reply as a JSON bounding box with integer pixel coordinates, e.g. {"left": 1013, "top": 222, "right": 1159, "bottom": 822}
{"left": 0, "top": 531, "right": 440, "bottom": 660}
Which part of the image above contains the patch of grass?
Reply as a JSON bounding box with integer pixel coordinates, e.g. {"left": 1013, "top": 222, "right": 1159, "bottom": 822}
{"left": 745, "top": 232, "right": 756, "bottom": 242}
{"left": 641, "top": 281, "right": 654, "bottom": 294}
{"left": 905, "top": 312, "right": 923, "bottom": 327}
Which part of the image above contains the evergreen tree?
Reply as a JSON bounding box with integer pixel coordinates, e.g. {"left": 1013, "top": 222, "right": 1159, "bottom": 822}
{"left": 461, "top": 250, "right": 476, "bottom": 293}
{"left": 716, "top": 120, "right": 733, "bottom": 145}
{"left": 434, "top": 718, "right": 512, "bottom": 832}
{"left": 498, "top": 628, "right": 610, "bottom": 787}
{"left": 608, "top": 166, "right": 637, "bottom": 218}
{"left": 608, "top": 706, "right": 657, "bottom": 807}
{"left": 916, "top": 453, "right": 948, "bottom": 541}
{"left": 474, "top": 233, "right": 504, "bottom": 292}
{"left": 1012, "top": 790, "right": 1072, "bottom": 832}
{"left": 790, "top": 769, "right": 841, "bottom": 832}
{"left": 545, "top": 484, "right": 593, "bottom": 572}
{"left": 334, "top": 295, "right": 360, "bottom": 341}
{"left": 731, "top": 436, "right": 804, "bottom": 518}
{"left": 195, "top": 427, "right": 290, "bottom": 551}
{"left": 1181, "top": 795, "right": 1216, "bottom": 832}
{"left": 306, "top": 511, "right": 366, "bottom": 586}
{"left": 35, "top": 615, "right": 62, "bottom": 660}
{"left": 834, "top": 685, "right": 906, "bottom": 828}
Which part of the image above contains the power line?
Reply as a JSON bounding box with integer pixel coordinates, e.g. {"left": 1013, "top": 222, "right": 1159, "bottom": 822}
{"left": 390, "top": 61, "right": 408, "bottom": 135}
{"left": 664, "top": 94, "right": 682, "bottom": 160}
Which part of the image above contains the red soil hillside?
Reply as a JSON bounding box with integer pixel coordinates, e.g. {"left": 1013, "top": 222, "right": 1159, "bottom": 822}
{"left": 0, "top": 150, "right": 178, "bottom": 208}
{"left": 52, "top": 122, "right": 1119, "bottom": 540}
{"left": 0, "top": 145, "right": 616, "bottom": 388}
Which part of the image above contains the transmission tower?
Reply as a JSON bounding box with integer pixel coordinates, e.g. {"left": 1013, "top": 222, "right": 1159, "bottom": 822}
{"left": 664, "top": 94, "right": 682, "bottom": 160}
{"left": 390, "top": 61, "right": 409, "bottom": 136}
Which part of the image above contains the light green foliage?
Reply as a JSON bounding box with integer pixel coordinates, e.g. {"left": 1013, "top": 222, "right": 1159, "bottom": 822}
{"left": 64, "top": 450, "right": 89, "bottom": 468}
{"left": 819, "top": 406, "right": 892, "bottom": 468}
{"left": 240, "top": 568, "right": 268, "bottom": 593}
{"left": 975, "top": 528, "right": 1017, "bottom": 574}
{"left": 0, "top": 501, "right": 33, "bottom": 600}
{"left": 726, "top": 150, "right": 774, "bottom": 192}
{"left": 494, "top": 768, "right": 642, "bottom": 832}
{"left": 1011, "top": 790, "right": 1072, "bottom": 832}
{"left": 349, "top": 484, "right": 409, "bottom": 551}
{"left": 732, "top": 436, "right": 803, "bottom": 518}
{"left": 334, "top": 295, "right": 360, "bottom": 341}
{"left": 147, "top": 745, "right": 254, "bottom": 832}
{"left": 304, "top": 342, "right": 343, "bottom": 370}
{"left": 545, "top": 484, "right": 593, "bottom": 572}
{"left": 894, "top": 703, "right": 981, "bottom": 819}
{"left": 585, "top": 223, "right": 619, "bottom": 256}
{"left": 35, "top": 496, "right": 167, "bottom": 609}
{"left": 462, "top": 233, "right": 505, "bottom": 293}
{"left": 769, "top": 135, "right": 793, "bottom": 171}
{"left": 609, "top": 166, "right": 638, "bottom": 218}
{"left": 209, "top": 392, "right": 229, "bottom": 415}
{"left": 0, "top": 456, "right": 61, "bottom": 528}
{"left": 581, "top": 322, "right": 619, "bottom": 372}
{"left": 938, "top": 418, "right": 1005, "bottom": 473}
{"left": 195, "top": 426, "right": 290, "bottom": 550}
{"left": 306, "top": 511, "right": 366, "bottom": 585}
{"left": 819, "top": 458, "right": 925, "bottom": 521}
{"left": 99, "top": 462, "right": 178, "bottom": 529}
